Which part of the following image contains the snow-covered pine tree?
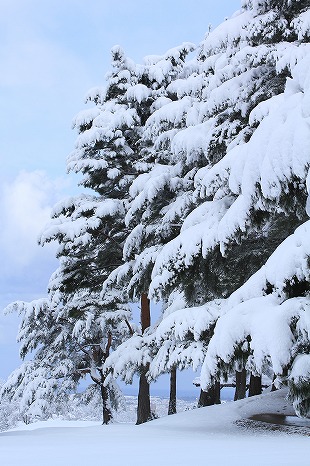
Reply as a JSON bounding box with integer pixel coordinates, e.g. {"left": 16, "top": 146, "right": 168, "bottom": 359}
{"left": 141, "top": 0, "right": 310, "bottom": 405}
{"left": 41, "top": 44, "right": 143, "bottom": 306}
{"left": 1, "top": 47, "right": 148, "bottom": 425}
{"left": 102, "top": 43, "right": 202, "bottom": 419}
{"left": 153, "top": 0, "right": 310, "bottom": 413}
{"left": 199, "top": 220, "right": 310, "bottom": 417}
{"left": 107, "top": 2, "right": 290, "bottom": 404}
{"left": 1, "top": 295, "right": 128, "bottom": 424}
{"left": 127, "top": 44, "right": 201, "bottom": 420}
{"left": 38, "top": 46, "right": 149, "bottom": 423}
{"left": 100, "top": 46, "right": 192, "bottom": 424}
{"left": 0, "top": 299, "right": 78, "bottom": 423}
{"left": 122, "top": 43, "right": 198, "bottom": 301}
{"left": 0, "top": 379, "right": 19, "bottom": 431}
{"left": 102, "top": 42, "right": 197, "bottom": 310}
{"left": 107, "top": 9, "right": 280, "bottom": 402}
{"left": 101, "top": 7, "right": 290, "bottom": 406}
{"left": 150, "top": 0, "right": 310, "bottom": 305}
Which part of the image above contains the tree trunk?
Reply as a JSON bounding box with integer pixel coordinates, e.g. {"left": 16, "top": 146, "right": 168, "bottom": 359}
{"left": 136, "top": 293, "right": 152, "bottom": 425}
{"left": 140, "top": 292, "right": 151, "bottom": 332}
{"left": 168, "top": 366, "right": 177, "bottom": 415}
{"left": 248, "top": 374, "right": 262, "bottom": 397}
{"left": 214, "top": 381, "right": 221, "bottom": 405}
{"left": 198, "top": 382, "right": 221, "bottom": 407}
{"left": 234, "top": 369, "right": 247, "bottom": 401}
{"left": 90, "top": 339, "right": 113, "bottom": 425}
{"left": 101, "top": 384, "right": 113, "bottom": 425}
{"left": 136, "top": 365, "right": 152, "bottom": 425}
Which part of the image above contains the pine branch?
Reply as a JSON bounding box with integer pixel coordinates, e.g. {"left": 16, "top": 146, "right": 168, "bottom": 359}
{"left": 125, "top": 318, "right": 134, "bottom": 336}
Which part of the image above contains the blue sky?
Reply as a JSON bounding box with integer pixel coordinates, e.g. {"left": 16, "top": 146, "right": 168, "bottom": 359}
{"left": 0, "top": 0, "right": 241, "bottom": 385}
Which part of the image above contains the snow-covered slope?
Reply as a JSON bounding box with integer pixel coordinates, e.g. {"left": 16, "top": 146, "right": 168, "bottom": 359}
{"left": 1, "top": 390, "right": 309, "bottom": 466}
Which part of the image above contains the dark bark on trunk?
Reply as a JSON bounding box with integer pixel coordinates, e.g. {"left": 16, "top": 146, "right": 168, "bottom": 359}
{"left": 248, "top": 374, "right": 262, "bottom": 397}
{"left": 168, "top": 366, "right": 177, "bottom": 415}
{"left": 136, "top": 293, "right": 152, "bottom": 425}
{"left": 101, "top": 384, "right": 113, "bottom": 425}
{"left": 234, "top": 369, "right": 247, "bottom": 401}
{"left": 214, "top": 381, "right": 221, "bottom": 404}
{"left": 136, "top": 365, "right": 152, "bottom": 425}
{"left": 198, "top": 381, "right": 221, "bottom": 407}
{"left": 140, "top": 292, "right": 151, "bottom": 332}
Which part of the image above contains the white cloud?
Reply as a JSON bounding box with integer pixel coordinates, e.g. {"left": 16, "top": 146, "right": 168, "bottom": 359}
{"left": 1, "top": 171, "right": 56, "bottom": 267}
{"left": 0, "top": 170, "right": 72, "bottom": 312}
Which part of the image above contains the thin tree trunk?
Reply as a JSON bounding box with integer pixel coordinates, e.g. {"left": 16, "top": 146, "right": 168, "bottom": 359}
{"left": 136, "top": 293, "right": 152, "bottom": 425}
{"left": 141, "top": 292, "right": 151, "bottom": 332}
{"left": 102, "top": 333, "right": 113, "bottom": 424}
{"left": 136, "top": 365, "right": 152, "bottom": 425}
{"left": 234, "top": 369, "right": 247, "bottom": 401}
{"left": 198, "top": 381, "right": 221, "bottom": 407}
{"left": 248, "top": 374, "right": 262, "bottom": 397}
{"left": 89, "top": 337, "right": 114, "bottom": 425}
{"left": 101, "top": 384, "right": 113, "bottom": 425}
{"left": 168, "top": 366, "right": 177, "bottom": 415}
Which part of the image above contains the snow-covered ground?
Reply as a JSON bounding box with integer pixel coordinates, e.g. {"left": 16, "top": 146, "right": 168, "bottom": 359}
{"left": 1, "top": 389, "right": 309, "bottom": 466}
